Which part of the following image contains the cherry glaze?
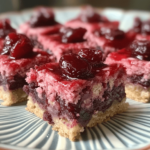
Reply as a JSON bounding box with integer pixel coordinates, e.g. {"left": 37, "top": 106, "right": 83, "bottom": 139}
{"left": 78, "top": 48, "right": 103, "bottom": 67}
{"left": 1, "top": 33, "right": 34, "bottom": 59}
{"left": 61, "top": 27, "right": 87, "bottom": 43}
{"left": 59, "top": 53, "right": 92, "bottom": 79}
{"left": 29, "top": 7, "right": 57, "bottom": 27}
{"left": 130, "top": 40, "right": 150, "bottom": 61}
{"left": 0, "top": 19, "right": 16, "bottom": 38}
{"left": 95, "top": 27, "right": 125, "bottom": 40}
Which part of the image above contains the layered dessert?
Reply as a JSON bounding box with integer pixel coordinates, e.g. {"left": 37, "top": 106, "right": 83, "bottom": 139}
{"left": 0, "top": 32, "right": 54, "bottom": 106}
{"left": 19, "top": 7, "right": 62, "bottom": 39}
{"left": 38, "top": 27, "right": 97, "bottom": 61}
{"left": 24, "top": 48, "right": 128, "bottom": 141}
{"left": 65, "top": 6, "right": 119, "bottom": 35}
{"left": 105, "top": 40, "right": 150, "bottom": 103}
{"left": 0, "top": 19, "right": 16, "bottom": 52}
{"left": 128, "top": 17, "right": 150, "bottom": 41}
{"left": 88, "top": 26, "right": 135, "bottom": 58}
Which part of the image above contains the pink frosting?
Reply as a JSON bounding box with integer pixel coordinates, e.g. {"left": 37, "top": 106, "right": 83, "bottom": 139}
{"left": 136, "top": 34, "right": 150, "bottom": 41}
{"left": 38, "top": 34, "right": 97, "bottom": 61}
{"left": 26, "top": 63, "right": 125, "bottom": 104}
{"left": 18, "top": 22, "right": 62, "bottom": 37}
{"left": 105, "top": 51, "right": 150, "bottom": 80}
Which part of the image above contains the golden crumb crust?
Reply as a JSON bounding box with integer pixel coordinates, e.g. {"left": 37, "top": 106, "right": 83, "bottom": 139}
{"left": 0, "top": 86, "right": 28, "bottom": 106}
{"left": 26, "top": 97, "right": 128, "bottom": 141}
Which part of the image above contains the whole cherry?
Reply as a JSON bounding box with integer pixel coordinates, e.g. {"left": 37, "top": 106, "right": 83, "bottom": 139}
{"left": 59, "top": 53, "right": 92, "bottom": 79}
{"left": 78, "top": 48, "right": 103, "bottom": 67}
{"left": 130, "top": 40, "right": 150, "bottom": 61}
{"left": 1, "top": 33, "right": 34, "bottom": 59}
{"left": 95, "top": 27, "right": 125, "bottom": 40}
{"left": 61, "top": 27, "right": 87, "bottom": 43}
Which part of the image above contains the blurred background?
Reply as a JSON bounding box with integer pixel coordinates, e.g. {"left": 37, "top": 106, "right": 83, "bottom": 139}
{"left": 0, "top": 0, "right": 150, "bottom": 13}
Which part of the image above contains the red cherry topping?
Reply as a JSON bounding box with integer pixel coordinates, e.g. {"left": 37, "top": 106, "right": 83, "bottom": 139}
{"left": 59, "top": 53, "right": 92, "bottom": 79}
{"left": 29, "top": 7, "right": 57, "bottom": 27}
{"left": 133, "top": 17, "right": 142, "bottom": 33}
{"left": 79, "top": 6, "right": 107, "bottom": 23}
{"left": 0, "top": 19, "right": 16, "bottom": 38}
{"left": 130, "top": 40, "right": 150, "bottom": 61}
{"left": 78, "top": 48, "right": 103, "bottom": 67}
{"left": 61, "top": 27, "right": 87, "bottom": 43}
{"left": 95, "top": 27, "right": 125, "bottom": 40}
{"left": 141, "top": 20, "right": 150, "bottom": 35}
{"left": 1, "top": 33, "right": 34, "bottom": 59}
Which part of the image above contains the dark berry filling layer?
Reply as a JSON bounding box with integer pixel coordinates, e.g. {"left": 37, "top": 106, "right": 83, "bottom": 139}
{"left": 24, "top": 83, "right": 125, "bottom": 127}
{"left": 128, "top": 75, "right": 150, "bottom": 88}
{"left": 0, "top": 73, "right": 27, "bottom": 91}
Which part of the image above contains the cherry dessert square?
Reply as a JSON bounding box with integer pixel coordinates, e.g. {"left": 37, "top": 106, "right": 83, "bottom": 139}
{"left": 24, "top": 48, "right": 128, "bottom": 141}
{"left": 18, "top": 7, "right": 62, "bottom": 39}
{"left": 38, "top": 27, "right": 97, "bottom": 61}
{"left": 88, "top": 26, "right": 135, "bottom": 58}
{"left": 0, "top": 33, "right": 54, "bottom": 106}
{"left": 105, "top": 40, "right": 150, "bottom": 103}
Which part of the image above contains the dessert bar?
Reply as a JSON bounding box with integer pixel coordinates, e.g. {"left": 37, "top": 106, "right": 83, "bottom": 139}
{"left": 88, "top": 26, "right": 135, "bottom": 58}
{"left": 24, "top": 48, "right": 128, "bottom": 141}
{"left": 105, "top": 39, "right": 150, "bottom": 102}
{"left": 19, "top": 7, "right": 62, "bottom": 39}
{"left": 0, "top": 33, "right": 54, "bottom": 106}
{"left": 38, "top": 27, "right": 97, "bottom": 61}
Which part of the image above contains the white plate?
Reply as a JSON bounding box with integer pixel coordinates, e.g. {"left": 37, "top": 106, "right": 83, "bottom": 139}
{"left": 0, "top": 8, "right": 150, "bottom": 150}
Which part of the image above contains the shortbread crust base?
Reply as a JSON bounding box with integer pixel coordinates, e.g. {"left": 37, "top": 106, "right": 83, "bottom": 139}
{"left": 26, "top": 96, "right": 129, "bottom": 141}
{"left": 125, "top": 84, "right": 150, "bottom": 103}
{"left": 0, "top": 86, "right": 28, "bottom": 106}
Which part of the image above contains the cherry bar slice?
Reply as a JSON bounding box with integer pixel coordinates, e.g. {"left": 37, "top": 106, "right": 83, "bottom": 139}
{"left": 0, "top": 33, "right": 54, "bottom": 106}
{"left": 24, "top": 60, "right": 128, "bottom": 141}
{"left": 105, "top": 39, "right": 150, "bottom": 103}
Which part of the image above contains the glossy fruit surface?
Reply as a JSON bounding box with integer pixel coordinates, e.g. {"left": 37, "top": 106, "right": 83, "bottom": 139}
{"left": 1, "top": 33, "right": 34, "bottom": 59}
{"left": 59, "top": 53, "right": 92, "bottom": 79}
{"left": 95, "top": 27, "right": 125, "bottom": 40}
{"left": 78, "top": 48, "right": 103, "bottom": 66}
{"left": 61, "top": 27, "right": 87, "bottom": 43}
{"left": 130, "top": 40, "right": 150, "bottom": 61}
